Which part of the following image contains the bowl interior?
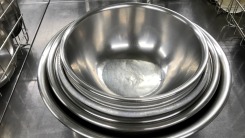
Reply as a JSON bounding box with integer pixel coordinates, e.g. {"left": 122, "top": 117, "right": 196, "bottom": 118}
{"left": 63, "top": 6, "right": 204, "bottom": 98}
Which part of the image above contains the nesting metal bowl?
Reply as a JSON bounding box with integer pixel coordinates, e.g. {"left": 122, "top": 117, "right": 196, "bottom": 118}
{"left": 60, "top": 4, "right": 209, "bottom": 104}
{"left": 38, "top": 3, "right": 231, "bottom": 137}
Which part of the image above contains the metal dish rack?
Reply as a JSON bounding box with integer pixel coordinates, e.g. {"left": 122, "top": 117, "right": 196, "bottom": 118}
{"left": 0, "top": 0, "right": 29, "bottom": 122}
{"left": 216, "top": 0, "right": 245, "bottom": 45}
{"left": 0, "top": 0, "right": 29, "bottom": 83}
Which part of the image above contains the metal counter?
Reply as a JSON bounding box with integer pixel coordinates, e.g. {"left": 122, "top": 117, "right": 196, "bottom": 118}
{"left": 0, "top": 0, "right": 245, "bottom": 137}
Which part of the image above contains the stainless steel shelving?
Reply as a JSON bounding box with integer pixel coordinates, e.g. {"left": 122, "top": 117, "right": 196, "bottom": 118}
{"left": 0, "top": 0, "right": 29, "bottom": 82}
{"left": 216, "top": 0, "right": 245, "bottom": 45}
{"left": 0, "top": 0, "right": 48, "bottom": 122}
{"left": 0, "top": 0, "right": 29, "bottom": 122}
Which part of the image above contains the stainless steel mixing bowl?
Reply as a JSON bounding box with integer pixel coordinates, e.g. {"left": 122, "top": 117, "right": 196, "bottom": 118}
{"left": 45, "top": 20, "right": 219, "bottom": 123}
{"left": 49, "top": 31, "right": 210, "bottom": 118}
{"left": 41, "top": 2, "right": 219, "bottom": 127}
{"left": 60, "top": 3, "right": 209, "bottom": 101}
{"left": 0, "top": 27, "right": 16, "bottom": 87}
{"left": 45, "top": 23, "right": 210, "bottom": 119}
{"left": 37, "top": 22, "right": 231, "bottom": 137}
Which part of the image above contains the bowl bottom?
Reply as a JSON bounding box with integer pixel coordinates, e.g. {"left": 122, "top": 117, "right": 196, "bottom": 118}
{"left": 97, "top": 59, "right": 164, "bottom": 98}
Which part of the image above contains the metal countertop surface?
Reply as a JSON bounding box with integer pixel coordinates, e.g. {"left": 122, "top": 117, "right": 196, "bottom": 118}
{"left": 0, "top": 0, "right": 245, "bottom": 137}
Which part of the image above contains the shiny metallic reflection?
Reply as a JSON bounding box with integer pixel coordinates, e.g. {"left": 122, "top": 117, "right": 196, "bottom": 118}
{"left": 85, "top": 0, "right": 90, "bottom": 12}
{"left": 61, "top": 4, "right": 207, "bottom": 98}
{"left": 111, "top": 43, "right": 129, "bottom": 50}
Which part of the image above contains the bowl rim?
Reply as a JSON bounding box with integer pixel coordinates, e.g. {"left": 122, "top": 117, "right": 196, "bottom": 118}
{"left": 59, "top": 2, "right": 209, "bottom": 101}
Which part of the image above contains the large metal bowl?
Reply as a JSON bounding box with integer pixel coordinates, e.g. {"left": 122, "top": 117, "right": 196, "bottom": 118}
{"left": 44, "top": 19, "right": 219, "bottom": 125}
{"left": 60, "top": 3, "right": 209, "bottom": 101}
{"left": 0, "top": 27, "right": 16, "bottom": 88}
{"left": 46, "top": 24, "right": 215, "bottom": 119}
{"left": 46, "top": 27, "right": 210, "bottom": 117}
{"left": 37, "top": 22, "right": 231, "bottom": 137}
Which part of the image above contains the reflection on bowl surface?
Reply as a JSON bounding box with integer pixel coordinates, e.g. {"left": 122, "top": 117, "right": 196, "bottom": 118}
{"left": 62, "top": 5, "right": 206, "bottom": 98}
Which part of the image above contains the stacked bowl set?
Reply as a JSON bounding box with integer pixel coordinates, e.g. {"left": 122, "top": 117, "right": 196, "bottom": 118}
{"left": 38, "top": 3, "right": 231, "bottom": 138}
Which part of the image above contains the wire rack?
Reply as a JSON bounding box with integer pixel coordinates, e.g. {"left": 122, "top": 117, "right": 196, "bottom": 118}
{"left": 0, "top": 0, "right": 29, "bottom": 86}
{"left": 216, "top": 0, "right": 245, "bottom": 45}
